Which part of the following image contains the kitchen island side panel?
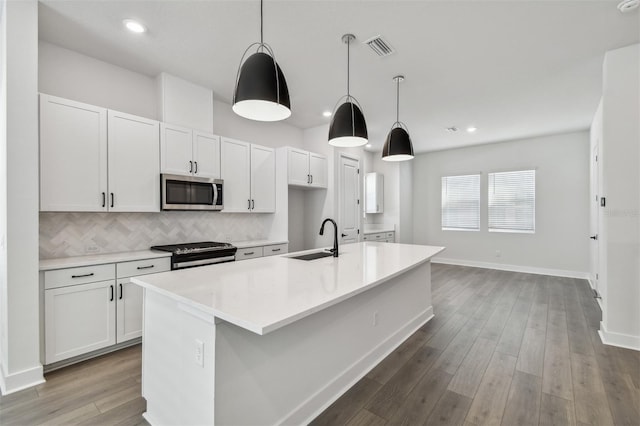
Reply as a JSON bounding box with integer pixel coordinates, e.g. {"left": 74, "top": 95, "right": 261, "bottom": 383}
{"left": 215, "top": 261, "right": 432, "bottom": 426}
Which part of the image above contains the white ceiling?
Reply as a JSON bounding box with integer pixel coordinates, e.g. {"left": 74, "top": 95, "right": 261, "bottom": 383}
{"left": 38, "top": 0, "right": 639, "bottom": 153}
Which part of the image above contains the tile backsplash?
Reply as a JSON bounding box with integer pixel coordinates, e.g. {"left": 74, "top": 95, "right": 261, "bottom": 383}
{"left": 40, "top": 212, "right": 273, "bottom": 259}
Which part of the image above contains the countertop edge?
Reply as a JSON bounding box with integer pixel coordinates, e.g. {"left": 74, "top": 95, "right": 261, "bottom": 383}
{"left": 40, "top": 250, "right": 172, "bottom": 271}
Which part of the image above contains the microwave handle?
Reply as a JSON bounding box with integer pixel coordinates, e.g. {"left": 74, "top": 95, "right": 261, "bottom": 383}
{"left": 213, "top": 183, "right": 218, "bottom": 206}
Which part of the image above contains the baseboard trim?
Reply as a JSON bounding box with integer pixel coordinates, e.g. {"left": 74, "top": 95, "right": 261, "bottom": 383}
{"left": 281, "top": 306, "right": 434, "bottom": 426}
{"left": 598, "top": 321, "right": 640, "bottom": 351}
{"left": 432, "top": 257, "right": 590, "bottom": 280}
{"left": 0, "top": 362, "right": 45, "bottom": 395}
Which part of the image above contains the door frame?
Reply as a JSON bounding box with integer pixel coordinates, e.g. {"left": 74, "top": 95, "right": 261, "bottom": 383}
{"left": 336, "top": 152, "right": 362, "bottom": 244}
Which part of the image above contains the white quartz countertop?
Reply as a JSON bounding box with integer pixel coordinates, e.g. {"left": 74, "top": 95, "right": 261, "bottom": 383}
{"left": 132, "top": 242, "right": 445, "bottom": 335}
{"left": 40, "top": 250, "right": 172, "bottom": 271}
{"left": 363, "top": 225, "right": 396, "bottom": 234}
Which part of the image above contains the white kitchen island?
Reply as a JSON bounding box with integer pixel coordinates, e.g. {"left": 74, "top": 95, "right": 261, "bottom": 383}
{"left": 132, "top": 242, "right": 444, "bottom": 426}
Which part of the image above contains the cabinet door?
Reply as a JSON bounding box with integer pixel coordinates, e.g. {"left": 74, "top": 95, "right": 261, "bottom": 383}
{"left": 40, "top": 94, "right": 108, "bottom": 212}
{"left": 193, "top": 131, "right": 220, "bottom": 179}
{"left": 108, "top": 111, "right": 160, "bottom": 212}
{"left": 288, "top": 148, "right": 310, "bottom": 186}
{"left": 250, "top": 144, "right": 276, "bottom": 213}
{"left": 309, "top": 153, "right": 327, "bottom": 188}
{"left": 220, "top": 138, "right": 251, "bottom": 212}
{"left": 160, "top": 123, "right": 193, "bottom": 175}
{"left": 45, "top": 280, "right": 116, "bottom": 364}
{"left": 116, "top": 280, "right": 143, "bottom": 343}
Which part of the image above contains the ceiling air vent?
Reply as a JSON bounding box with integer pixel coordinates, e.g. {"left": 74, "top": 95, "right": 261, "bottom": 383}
{"left": 363, "top": 35, "right": 395, "bottom": 57}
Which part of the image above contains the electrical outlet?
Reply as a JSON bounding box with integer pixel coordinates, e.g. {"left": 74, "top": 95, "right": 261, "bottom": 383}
{"left": 85, "top": 245, "right": 100, "bottom": 254}
{"left": 495, "top": 250, "right": 501, "bottom": 258}
{"left": 195, "top": 339, "right": 204, "bottom": 367}
{"left": 225, "top": 235, "right": 231, "bottom": 242}
{"left": 373, "top": 312, "right": 379, "bottom": 327}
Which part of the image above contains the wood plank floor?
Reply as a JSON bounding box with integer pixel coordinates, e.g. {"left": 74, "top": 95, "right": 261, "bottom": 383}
{"left": 312, "top": 265, "right": 640, "bottom": 426}
{"left": 1, "top": 264, "right": 638, "bottom": 425}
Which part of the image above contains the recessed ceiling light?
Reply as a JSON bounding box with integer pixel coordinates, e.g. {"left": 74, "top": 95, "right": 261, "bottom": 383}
{"left": 322, "top": 111, "right": 332, "bottom": 117}
{"left": 446, "top": 127, "right": 458, "bottom": 133}
{"left": 466, "top": 126, "right": 478, "bottom": 133}
{"left": 618, "top": 0, "right": 639, "bottom": 13}
{"left": 366, "top": 144, "right": 372, "bottom": 148}
{"left": 123, "top": 19, "right": 146, "bottom": 34}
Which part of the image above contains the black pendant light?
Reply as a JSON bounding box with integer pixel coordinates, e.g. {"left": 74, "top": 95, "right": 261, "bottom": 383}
{"left": 328, "top": 34, "right": 368, "bottom": 147}
{"left": 232, "top": 0, "right": 291, "bottom": 122}
{"left": 382, "top": 75, "right": 414, "bottom": 161}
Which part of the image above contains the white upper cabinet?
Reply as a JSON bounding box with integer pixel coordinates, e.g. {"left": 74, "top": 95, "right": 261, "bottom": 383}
{"left": 108, "top": 111, "right": 160, "bottom": 212}
{"left": 40, "top": 95, "right": 108, "bottom": 211}
{"left": 251, "top": 144, "right": 276, "bottom": 213}
{"left": 220, "top": 138, "right": 275, "bottom": 213}
{"left": 365, "top": 172, "right": 384, "bottom": 214}
{"left": 193, "top": 131, "right": 221, "bottom": 178}
{"left": 287, "top": 147, "right": 327, "bottom": 189}
{"left": 40, "top": 94, "right": 160, "bottom": 212}
{"left": 160, "top": 123, "right": 192, "bottom": 175}
{"left": 309, "top": 152, "right": 327, "bottom": 188}
{"left": 160, "top": 123, "right": 220, "bottom": 178}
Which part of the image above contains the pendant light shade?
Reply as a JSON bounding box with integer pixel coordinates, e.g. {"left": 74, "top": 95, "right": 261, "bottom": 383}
{"left": 328, "top": 34, "right": 368, "bottom": 147}
{"left": 232, "top": 0, "right": 291, "bottom": 122}
{"left": 382, "top": 75, "right": 414, "bottom": 161}
{"left": 328, "top": 101, "right": 368, "bottom": 147}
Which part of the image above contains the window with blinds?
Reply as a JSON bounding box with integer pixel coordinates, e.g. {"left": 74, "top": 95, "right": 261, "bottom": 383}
{"left": 441, "top": 174, "right": 481, "bottom": 231}
{"left": 488, "top": 170, "right": 536, "bottom": 233}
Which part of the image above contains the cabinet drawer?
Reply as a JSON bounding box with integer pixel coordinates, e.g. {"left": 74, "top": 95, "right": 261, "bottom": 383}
{"left": 45, "top": 264, "right": 115, "bottom": 290}
{"left": 236, "top": 247, "right": 263, "bottom": 260}
{"left": 263, "top": 243, "right": 288, "bottom": 257}
{"left": 117, "top": 258, "right": 171, "bottom": 278}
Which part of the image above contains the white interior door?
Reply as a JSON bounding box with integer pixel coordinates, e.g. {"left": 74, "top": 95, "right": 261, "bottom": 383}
{"left": 590, "top": 144, "right": 600, "bottom": 295}
{"left": 339, "top": 154, "right": 360, "bottom": 244}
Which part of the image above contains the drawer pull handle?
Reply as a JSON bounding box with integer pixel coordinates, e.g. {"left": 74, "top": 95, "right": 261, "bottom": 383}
{"left": 245, "top": 252, "right": 254, "bottom": 255}
{"left": 71, "top": 273, "right": 94, "bottom": 279}
{"left": 136, "top": 265, "right": 154, "bottom": 270}
{"left": 272, "top": 248, "right": 281, "bottom": 252}
{"left": 119, "top": 283, "right": 123, "bottom": 300}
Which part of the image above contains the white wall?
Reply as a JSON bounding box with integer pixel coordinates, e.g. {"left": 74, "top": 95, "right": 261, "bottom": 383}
{"left": 413, "top": 131, "right": 590, "bottom": 277}
{"left": 599, "top": 43, "right": 640, "bottom": 350}
{"left": 0, "top": 0, "right": 43, "bottom": 394}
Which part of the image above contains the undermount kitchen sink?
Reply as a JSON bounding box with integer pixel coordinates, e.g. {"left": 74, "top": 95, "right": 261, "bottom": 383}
{"left": 288, "top": 251, "right": 334, "bottom": 261}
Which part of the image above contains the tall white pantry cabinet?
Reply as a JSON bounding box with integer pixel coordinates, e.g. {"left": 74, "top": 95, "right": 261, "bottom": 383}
{"left": 39, "top": 94, "right": 160, "bottom": 212}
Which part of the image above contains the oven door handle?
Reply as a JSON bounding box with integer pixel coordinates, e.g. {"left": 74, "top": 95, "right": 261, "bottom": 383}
{"left": 213, "top": 183, "right": 218, "bottom": 207}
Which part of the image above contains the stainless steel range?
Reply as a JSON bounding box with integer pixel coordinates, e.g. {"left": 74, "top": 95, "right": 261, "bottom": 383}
{"left": 150, "top": 241, "right": 237, "bottom": 270}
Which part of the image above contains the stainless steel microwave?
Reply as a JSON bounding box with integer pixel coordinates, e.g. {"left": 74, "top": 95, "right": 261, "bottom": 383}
{"left": 161, "top": 174, "right": 223, "bottom": 211}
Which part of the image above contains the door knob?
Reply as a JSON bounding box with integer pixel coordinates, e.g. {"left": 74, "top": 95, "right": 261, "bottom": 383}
{"left": 590, "top": 235, "right": 598, "bottom": 240}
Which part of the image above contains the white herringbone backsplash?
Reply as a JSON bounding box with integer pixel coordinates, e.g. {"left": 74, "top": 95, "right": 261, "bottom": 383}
{"left": 40, "top": 212, "right": 272, "bottom": 259}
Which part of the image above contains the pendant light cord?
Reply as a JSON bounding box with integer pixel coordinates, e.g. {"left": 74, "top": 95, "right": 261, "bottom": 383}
{"left": 396, "top": 77, "right": 400, "bottom": 123}
{"left": 346, "top": 37, "right": 350, "bottom": 97}
{"left": 260, "top": 0, "right": 264, "bottom": 46}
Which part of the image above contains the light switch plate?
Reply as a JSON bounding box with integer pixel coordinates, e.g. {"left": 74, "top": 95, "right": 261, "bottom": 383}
{"left": 195, "top": 339, "right": 204, "bottom": 367}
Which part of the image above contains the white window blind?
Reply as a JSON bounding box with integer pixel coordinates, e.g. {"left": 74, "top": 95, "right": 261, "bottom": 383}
{"left": 488, "top": 170, "right": 536, "bottom": 233}
{"left": 441, "top": 174, "right": 480, "bottom": 231}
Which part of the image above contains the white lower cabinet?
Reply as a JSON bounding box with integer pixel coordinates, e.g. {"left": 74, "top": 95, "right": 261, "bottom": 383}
{"left": 235, "top": 243, "right": 288, "bottom": 261}
{"left": 362, "top": 231, "right": 395, "bottom": 243}
{"left": 45, "top": 280, "right": 116, "bottom": 364}
{"left": 44, "top": 257, "right": 170, "bottom": 365}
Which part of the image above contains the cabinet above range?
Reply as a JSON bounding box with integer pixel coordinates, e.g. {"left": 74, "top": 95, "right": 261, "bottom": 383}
{"left": 160, "top": 123, "right": 220, "bottom": 179}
